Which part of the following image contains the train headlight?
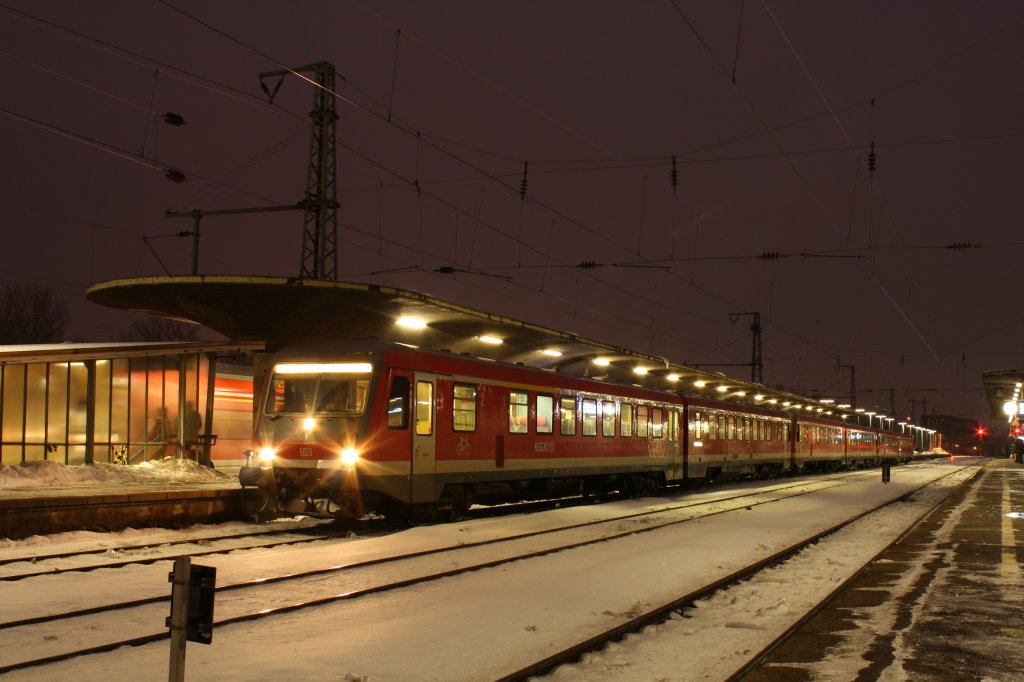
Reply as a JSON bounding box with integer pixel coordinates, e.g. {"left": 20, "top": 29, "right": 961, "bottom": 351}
{"left": 258, "top": 447, "right": 276, "bottom": 462}
{"left": 303, "top": 417, "right": 316, "bottom": 432}
{"left": 340, "top": 448, "right": 359, "bottom": 465}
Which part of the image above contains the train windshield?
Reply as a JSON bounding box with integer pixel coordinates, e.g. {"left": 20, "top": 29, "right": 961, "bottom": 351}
{"left": 265, "top": 362, "right": 373, "bottom": 417}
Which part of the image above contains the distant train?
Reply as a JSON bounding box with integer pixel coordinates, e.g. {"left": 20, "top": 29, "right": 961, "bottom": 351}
{"left": 239, "top": 341, "right": 915, "bottom": 519}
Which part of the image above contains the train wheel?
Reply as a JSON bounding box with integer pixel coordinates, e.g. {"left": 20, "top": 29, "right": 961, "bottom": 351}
{"left": 441, "top": 485, "right": 471, "bottom": 522}
{"left": 240, "top": 486, "right": 275, "bottom": 522}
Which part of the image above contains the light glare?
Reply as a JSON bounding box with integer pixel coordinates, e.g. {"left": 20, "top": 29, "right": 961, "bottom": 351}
{"left": 396, "top": 316, "right": 427, "bottom": 329}
{"left": 275, "top": 362, "right": 372, "bottom": 374}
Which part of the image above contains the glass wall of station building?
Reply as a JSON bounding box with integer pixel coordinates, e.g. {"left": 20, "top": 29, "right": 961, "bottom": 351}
{"left": 0, "top": 350, "right": 252, "bottom": 466}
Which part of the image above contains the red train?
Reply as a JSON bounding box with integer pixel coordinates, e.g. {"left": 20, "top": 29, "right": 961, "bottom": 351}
{"left": 239, "top": 341, "right": 915, "bottom": 519}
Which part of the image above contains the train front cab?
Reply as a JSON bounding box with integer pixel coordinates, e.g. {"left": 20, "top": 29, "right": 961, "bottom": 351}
{"left": 239, "top": 352, "right": 385, "bottom": 515}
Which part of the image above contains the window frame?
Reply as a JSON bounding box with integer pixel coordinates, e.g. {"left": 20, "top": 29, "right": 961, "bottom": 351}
{"left": 560, "top": 396, "right": 576, "bottom": 436}
{"left": 581, "top": 398, "right": 598, "bottom": 436}
{"left": 620, "top": 402, "right": 633, "bottom": 437}
{"left": 601, "top": 400, "right": 616, "bottom": 437}
{"left": 415, "top": 380, "right": 433, "bottom": 436}
{"left": 508, "top": 390, "right": 529, "bottom": 434}
{"left": 536, "top": 394, "right": 554, "bottom": 434}
{"left": 452, "top": 383, "right": 477, "bottom": 433}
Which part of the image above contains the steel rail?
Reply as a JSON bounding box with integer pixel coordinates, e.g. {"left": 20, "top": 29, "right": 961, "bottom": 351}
{"left": 0, "top": 472, "right": 879, "bottom": 674}
{"left": 493, "top": 460, "right": 982, "bottom": 682}
{"left": 726, "top": 461, "right": 987, "bottom": 680}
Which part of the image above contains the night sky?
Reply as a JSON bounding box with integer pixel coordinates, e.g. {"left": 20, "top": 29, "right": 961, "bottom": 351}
{"left": 2, "top": 1, "right": 1022, "bottom": 423}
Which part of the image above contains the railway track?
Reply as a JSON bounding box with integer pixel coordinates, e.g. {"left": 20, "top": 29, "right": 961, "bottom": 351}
{"left": 497, "top": 458, "right": 983, "bottom": 681}
{"left": 0, "top": 521, "right": 344, "bottom": 581}
{"left": 0, "top": 465, "right": 941, "bottom": 676}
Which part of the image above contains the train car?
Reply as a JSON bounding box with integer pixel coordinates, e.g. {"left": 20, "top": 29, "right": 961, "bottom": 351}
{"left": 208, "top": 368, "right": 255, "bottom": 467}
{"left": 880, "top": 430, "right": 913, "bottom": 462}
{"left": 685, "top": 398, "right": 791, "bottom": 480}
{"left": 845, "top": 424, "right": 880, "bottom": 467}
{"left": 240, "top": 341, "right": 686, "bottom": 518}
{"left": 239, "top": 341, "right": 919, "bottom": 519}
{"left": 793, "top": 415, "right": 846, "bottom": 471}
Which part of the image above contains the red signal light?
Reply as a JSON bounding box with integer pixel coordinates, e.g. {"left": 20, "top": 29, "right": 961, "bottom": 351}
{"left": 975, "top": 426, "right": 987, "bottom": 437}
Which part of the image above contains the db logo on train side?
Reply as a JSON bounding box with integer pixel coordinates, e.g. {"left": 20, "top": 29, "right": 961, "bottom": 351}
{"left": 299, "top": 447, "right": 313, "bottom": 457}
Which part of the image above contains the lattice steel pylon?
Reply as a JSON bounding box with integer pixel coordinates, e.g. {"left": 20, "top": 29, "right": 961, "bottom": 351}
{"left": 729, "top": 311, "right": 763, "bottom": 384}
{"left": 259, "top": 61, "right": 339, "bottom": 280}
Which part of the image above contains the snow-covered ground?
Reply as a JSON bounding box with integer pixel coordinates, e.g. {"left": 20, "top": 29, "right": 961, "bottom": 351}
{"left": 0, "top": 458, "right": 234, "bottom": 493}
{"left": 0, "top": 458, "right": 985, "bottom": 681}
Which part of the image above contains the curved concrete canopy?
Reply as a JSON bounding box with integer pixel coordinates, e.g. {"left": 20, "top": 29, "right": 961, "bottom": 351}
{"left": 86, "top": 275, "right": 817, "bottom": 408}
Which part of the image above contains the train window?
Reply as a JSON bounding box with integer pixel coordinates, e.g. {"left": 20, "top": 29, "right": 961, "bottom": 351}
{"left": 708, "top": 413, "right": 717, "bottom": 440}
{"left": 727, "top": 416, "right": 736, "bottom": 440}
{"left": 620, "top": 403, "right": 633, "bottom": 437}
{"left": 536, "top": 395, "right": 553, "bottom": 434}
{"left": 267, "top": 373, "right": 370, "bottom": 416}
{"left": 387, "top": 376, "right": 409, "bottom": 429}
{"left": 560, "top": 397, "right": 576, "bottom": 436}
{"left": 651, "top": 408, "right": 664, "bottom": 438}
{"left": 582, "top": 399, "right": 597, "bottom": 436}
{"left": 453, "top": 384, "right": 477, "bottom": 432}
{"left": 415, "top": 381, "right": 433, "bottom": 436}
{"left": 637, "top": 405, "right": 649, "bottom": 438}
{"left": 509, "top": 391, "right": 528, "bottom": 434}
{"left": 669, "top": 409, "right": 679, "bottom": 441}
{"left": 601, "top": 400, "right": 616, "bottom": 436}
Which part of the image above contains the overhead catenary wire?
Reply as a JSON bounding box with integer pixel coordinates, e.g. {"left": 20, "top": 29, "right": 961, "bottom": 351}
{"left": 5, "top": 1, "right": 1002, "bottom": 388}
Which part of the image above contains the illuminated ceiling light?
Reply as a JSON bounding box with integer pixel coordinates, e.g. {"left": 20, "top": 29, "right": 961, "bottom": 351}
{"left": 1017, "top": 382, "right": 1022, "bottom": 388}
{"left": 735, "top": 391, "right": 746, "bottom": 397}
{"left": 542, "top": 348, "right": 562, "bottom": 357}
{"left": 396, "top": 316, "right": 427, "bottom": 329}
{"left": 816, "top": 407, "right": 824, "bottom": 412}
{"left": 667, "top": 374, "right": 680, "bottom": 382}
{"left": 478, "top": 335, "right": 503, "bottom": 345}
{"left": 782, "top": 401, "right": 791, "bottom": 407}
{"left": 824, "top": 411, "right": 832, "bottom": 415}
{"left": 1003, "top": 401, "right": 1018, "bottom": 416}
{"left": 592, "top": 357, "right": 610, "bottom": 366}
{"left": 754, "top": 394, "right": 764, "bottom": 401}
{"left": 302, "top": 417, "right": 316, "bottom": 432}
{"left": 633, "top": 366, "right": 649, "bottom": 375}
{"left": 768, "top": 399, "right": 777, "bottom": 404}
{"left": 820, "top": 399, "right": 835, "bottom": 404}
{"left": 693, "top": 380, "right": 707, "bottom": 388}
{"left": 716, "top": 386, "right": 728, "bottom": 393}
{"left": 275, "top": 362, "right": 372, "bottom": 374}
{"left": 837, "top": 404, "right": 851, "bottom": 409}
{"left": 855, "top": 408, "right": 865, "bottom": 413}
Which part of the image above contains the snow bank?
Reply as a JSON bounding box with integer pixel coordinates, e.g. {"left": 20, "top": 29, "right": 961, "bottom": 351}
{"left": 0, "top": 458, "right": 231, "bottom": 489}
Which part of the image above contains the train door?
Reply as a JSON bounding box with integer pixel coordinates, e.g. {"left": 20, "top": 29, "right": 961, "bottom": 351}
{"left": 667, "top": 408, "right": 682, "bottom": 481}
{"left": 410, "top": 373, "right": 437, "bottom": 504}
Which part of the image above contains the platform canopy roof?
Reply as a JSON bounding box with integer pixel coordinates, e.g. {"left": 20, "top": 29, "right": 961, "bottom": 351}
{"left": 86, "top": 275, "right": 876, "bottom": 421}
{"left": 0, "top": 340, "right": 264, "bottom": 366}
